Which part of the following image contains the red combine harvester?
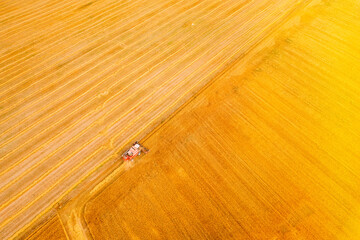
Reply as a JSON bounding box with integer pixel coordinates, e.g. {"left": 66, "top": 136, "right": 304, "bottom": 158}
{"left": 122, "top": 141, "right": 149, "bottom": 161}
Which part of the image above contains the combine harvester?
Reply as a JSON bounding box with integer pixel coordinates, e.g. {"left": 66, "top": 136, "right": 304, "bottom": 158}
{"left": 122, "top": 141, "right": 149, "bottom": 161}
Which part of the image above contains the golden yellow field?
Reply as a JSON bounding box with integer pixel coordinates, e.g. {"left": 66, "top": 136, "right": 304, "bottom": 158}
{"left": 84, "top": 0, "right": 360, "bottom": 239}
{"left": 1, "top": 0, "right": 359, "bottom": 239}
{"left": 26, "top": 216, "right": 66, "bottom": 240}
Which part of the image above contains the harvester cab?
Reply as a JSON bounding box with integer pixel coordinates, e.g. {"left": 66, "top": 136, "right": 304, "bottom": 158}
{"left": 122, "top": 141, "right": 149, "bottom": 161}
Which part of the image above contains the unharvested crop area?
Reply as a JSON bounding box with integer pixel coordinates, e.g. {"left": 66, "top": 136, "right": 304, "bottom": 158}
{"left": 1, "top": 0, "right": 360, "bottom": 239}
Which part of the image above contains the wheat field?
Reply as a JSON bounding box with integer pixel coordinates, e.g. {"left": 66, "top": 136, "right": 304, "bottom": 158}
{"left": 1, "top": 0, "right": 359, "bottom": 239}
